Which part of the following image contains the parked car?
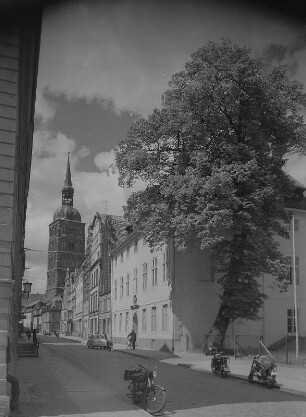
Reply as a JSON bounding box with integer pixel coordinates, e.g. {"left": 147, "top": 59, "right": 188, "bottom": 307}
{"left": 87, "top": 334, "right": 108, "bottom": 349}
{"left": 43, "top": 330, "right": 54, "bottom": 336}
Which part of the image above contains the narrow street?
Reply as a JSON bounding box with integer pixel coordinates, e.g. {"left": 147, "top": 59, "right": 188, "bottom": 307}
{"left": 13, "top": 336, "right": 306, "bottom": 417}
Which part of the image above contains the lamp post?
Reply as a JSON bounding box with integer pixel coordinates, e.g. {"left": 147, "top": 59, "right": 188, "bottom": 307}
{"left": 291, "top": 215, "right": 299, "bottom": 361}
{"left": 22, "top": 281, "right": 32, "bottom": 299}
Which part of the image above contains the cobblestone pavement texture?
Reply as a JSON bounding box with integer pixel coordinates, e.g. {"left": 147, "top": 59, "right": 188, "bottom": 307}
{"left": 11, "top": 336, "right": 306, "bottom": 417}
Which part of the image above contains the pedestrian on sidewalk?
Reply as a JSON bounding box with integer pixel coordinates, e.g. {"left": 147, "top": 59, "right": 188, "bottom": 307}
{"left": 32, "top": 328, "right": 37, "bottom": 343}
{"left": 127, "top": 329, "right": 136, "bottom": 350}
{"left": 26, "top": 329, "right": 31, "bottom": 340}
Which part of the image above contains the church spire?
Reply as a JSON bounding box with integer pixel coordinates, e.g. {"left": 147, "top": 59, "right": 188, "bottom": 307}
{"left": 64, "top": 152, "right": 72, "bottom": 187}
{"left": 61, "top": 153, "right": 74, "bottom": 206}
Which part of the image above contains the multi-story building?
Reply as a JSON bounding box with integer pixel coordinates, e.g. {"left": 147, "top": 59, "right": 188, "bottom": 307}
{"left": 82, "top": 228, "right": 92, "bottom": 338}
{"left": 234, "top": 180, "right": 306, "bottom": 349}
{"left": 111, "top": 181, "right": 306, "bottom": 353}
{"left": 0, "top": 6, "right": 42, "bottom": 414}
{"left": 88, "top": 212, "right": 127, "bottom": 335}
{"left": 41, "top": 295, "right": 62, "bottom": 334}
{"left": 46, "top": 154, "right": 85, "bottom": 299}
{"left": 73, "top": 261, "right": 84, "bottom": 337}
{"left": 88, "top": 216, "right": 100, "bottom": 334}
{"left": 110, "top": 230, "right": 216, "bottom": 352}
{"left": 44, "top": 155, "right": 85, "bottom": 331}
{"left": 60, "top": 268, "right": 74, "bottom": 335}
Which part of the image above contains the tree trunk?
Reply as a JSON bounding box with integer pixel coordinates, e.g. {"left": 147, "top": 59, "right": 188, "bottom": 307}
{"left": 207, "top": 304, "right": 231, "bottom": 351}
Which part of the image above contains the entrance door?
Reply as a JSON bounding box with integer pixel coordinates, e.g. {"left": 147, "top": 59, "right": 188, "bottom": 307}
{"left": 132, "top": 312, "right": 138, "bottom": 334}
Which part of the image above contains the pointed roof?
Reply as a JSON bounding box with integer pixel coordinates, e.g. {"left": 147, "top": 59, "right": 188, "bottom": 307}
{"left": 53, "top": 153, "right": 82, "bottom": 222}
{"left": 64, "top": 152, "right": 72, "bottom": 188}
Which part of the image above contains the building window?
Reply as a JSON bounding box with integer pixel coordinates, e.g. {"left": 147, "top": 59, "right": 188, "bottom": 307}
{"left": 163, "top": 251, "right": 168, "bottom": 282}
{"left": 114, "top": 280, "right": 117, "bottom": 300}
{"left": 287, "top": 309, "right": 298, "bottom": 334}
{"left": 119, "top": 313, "right": 122, "bottom": 332}
{"left": 142, "top": 309, "right": 147, "bottom": 332}
{"left": 152, "top": 257, "right": 158, "bottom": 286}
{"left": 126, "top": 274, "right": 130, "bottom": 296}
{"left": 142, "top": 263, "right": 147, "bottom": 291}
{"left": 120, "top": 252, "right": 124, "bottom": 263}
{"left": 125, "top": 312, "right": 129, "bottom": 332}
{"left": 162, "top": 304, "right": 168, "bottom": 331}
{"left": 134, "top": 268, "right": 138, "bottom": 294}
{"left": 285, "top": 256, "right": 300, "bottom": 285}
{"left": 134, "top": 240, "right": 138, "bottom": 253}
{"left": 151, "top": 307, "right": 157, "bottom": 332}
{"left": 286, "top": 217, "right": 300, "bottom": 232}
{"left": 126, "top": 246, "right": 130, "bottom": 259}
{"left": 114, "top": 314, "right": 117, "bottom": 332}
{"left": 120, "top": 276, "right": 123, "bottom": 298}
{"left": 115, "top": 257, "right": 117, "bottom": 266}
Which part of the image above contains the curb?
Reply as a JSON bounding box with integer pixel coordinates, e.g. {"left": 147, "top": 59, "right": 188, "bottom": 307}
{"left": 116, "top": 348, "right": 306, "bottom": 398}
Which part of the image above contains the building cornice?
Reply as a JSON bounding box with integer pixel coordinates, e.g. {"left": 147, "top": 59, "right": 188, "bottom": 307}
{"left": 110, "top": 230, "right": 142, "bottom": 257}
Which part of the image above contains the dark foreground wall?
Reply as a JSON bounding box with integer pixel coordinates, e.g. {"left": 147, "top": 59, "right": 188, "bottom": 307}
{"left": 0, "top": 6, "right": 42, "bottom": 415}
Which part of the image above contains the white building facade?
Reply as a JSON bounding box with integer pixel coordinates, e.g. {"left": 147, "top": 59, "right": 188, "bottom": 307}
{"left": 111, "top": 207, "right": 306, "bottom": 353}
{"left": 111, "top": 231, "right": 174, "bottom": 350}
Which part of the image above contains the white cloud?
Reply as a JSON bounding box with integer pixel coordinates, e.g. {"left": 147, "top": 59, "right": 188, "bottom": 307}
{"left": 35, "top": 87, "right": 57, "bottom": 125}
{"left": 94, "top": 150, "right": 115, "bottom": 172}
{"left": 36, "top": 0, "right": 306, "bottom": 126}
{"left": 284, "top": 155, "right": 306, "bottom": 185}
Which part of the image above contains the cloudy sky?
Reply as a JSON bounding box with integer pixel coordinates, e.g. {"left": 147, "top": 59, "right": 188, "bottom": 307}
{"left": 24, "top": 0, "right": 306, "bottom": 293}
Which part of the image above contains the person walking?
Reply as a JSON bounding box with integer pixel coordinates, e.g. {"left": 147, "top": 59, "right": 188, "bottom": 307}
{"left": 127, "top": 329, "right": 136, "bottom": 350}
{"left": 32, "top": 328, "right": 37, "bottom": 343}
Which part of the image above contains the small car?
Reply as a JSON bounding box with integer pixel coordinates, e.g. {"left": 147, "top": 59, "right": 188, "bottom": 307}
{"left": 43, "top": 330, "right": 51, "bottom": 336}
{"left": 87, "top": 334, "right": 108, "bottom": 349}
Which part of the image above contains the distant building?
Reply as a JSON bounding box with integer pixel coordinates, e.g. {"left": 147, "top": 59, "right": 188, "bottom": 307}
{"left": 73, "top": 262, "right": 84, "bottom": 337}
{"left": 46, "top": 154, "right": 85, "bottom": 299}
{"left": 88, "top": 213, "right": 127, "bottom": 335}
{"left": 60, "top": 268, "right": 75, "bottom": 335}
{"left": 43, "top": 155, "right": 85, "bottom": 333}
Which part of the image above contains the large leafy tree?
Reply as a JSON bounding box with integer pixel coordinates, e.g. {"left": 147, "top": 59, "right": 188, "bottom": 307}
{"left": 115, "top": 40, "right": 306, "bottom": 347}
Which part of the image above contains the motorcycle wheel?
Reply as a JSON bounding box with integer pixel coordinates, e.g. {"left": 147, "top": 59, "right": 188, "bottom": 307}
{"left": 267, "top": 376, "right": 277, "bottom": 388}
{"left": 144, "top": 384, "right": 166, "bottom": 414}
{"left": 211, "top": 362, "right": 217, "bottom": 374}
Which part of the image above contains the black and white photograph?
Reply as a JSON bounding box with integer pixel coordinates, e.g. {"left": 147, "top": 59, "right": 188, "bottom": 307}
{"left": 0, "top": 0, "right": 306, "bottom": 416}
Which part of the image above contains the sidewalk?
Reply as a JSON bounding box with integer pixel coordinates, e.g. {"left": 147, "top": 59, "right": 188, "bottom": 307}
{"left": 11, "top": 338, "right": 150, "bottom": 417}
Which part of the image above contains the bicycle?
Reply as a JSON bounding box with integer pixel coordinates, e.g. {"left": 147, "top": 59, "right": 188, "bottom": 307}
{"left": 126, "top": 339, "right": 133, "bottom": 349}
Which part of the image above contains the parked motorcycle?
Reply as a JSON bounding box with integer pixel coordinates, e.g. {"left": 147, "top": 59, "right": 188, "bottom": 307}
{"left": 106, "top": 340, "right": 113, "bottom": 351}
{"left": 248, "top": 354, "right": 277, "bottom": 387}
{"left": 124, "top": 363, "right": 166, "bottom": 414}
{"left": 211, "top": 352, "right": 231, "bottom": 377}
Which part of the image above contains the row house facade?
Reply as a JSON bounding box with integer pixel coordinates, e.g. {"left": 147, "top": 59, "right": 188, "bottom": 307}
{"left": 61, "top": 213, "right": 127, "bottom": 339}
{"left": 74, "top": 262, "right": 84, "bottom": 337}
{"left": 88, "top": 213, "right": 127, "bottom": 336}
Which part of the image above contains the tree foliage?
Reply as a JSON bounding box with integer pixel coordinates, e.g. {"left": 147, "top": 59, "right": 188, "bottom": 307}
{"left": 115, "top": 39, "right": 306, "bottom": 345}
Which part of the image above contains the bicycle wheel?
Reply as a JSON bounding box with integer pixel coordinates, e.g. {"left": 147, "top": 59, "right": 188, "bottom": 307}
{"left": 145, "top": 384, "right": 166, "bottom": 414}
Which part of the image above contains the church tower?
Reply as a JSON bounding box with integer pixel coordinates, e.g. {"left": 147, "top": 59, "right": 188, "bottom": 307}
{"left": 46, "top": 154, "right": 85, "bottom": 299}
